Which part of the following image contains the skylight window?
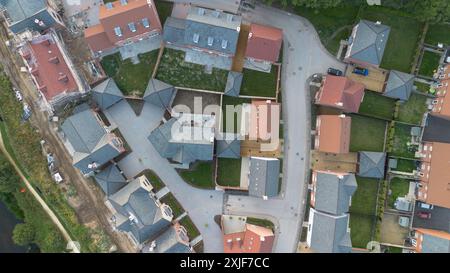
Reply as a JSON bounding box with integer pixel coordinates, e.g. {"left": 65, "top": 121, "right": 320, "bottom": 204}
{"left": 221, "top": 39, "right": 228, "bottom": 49}
{"left": 120, "top": 0, "right": 128, "bottom": 5}
{"left": 142, "top": 18, "right": 150, "bottom": 28}
{"left": 207, "top": 37, "right": 214, "bottom": 46}
{"left": 106, "top": 2, "right": 113, "bottom": 9}
{"left": 128, "top": 22, "right": 136, "bottom": 33}
{"left": 114, "top": 26, "right": 122, "bottom": 37}
{"left": 193, "top": 33, "right": 200, "bottom": 44}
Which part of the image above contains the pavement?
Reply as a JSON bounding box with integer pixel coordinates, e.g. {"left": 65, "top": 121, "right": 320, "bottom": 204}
{"left": 223, "top": 3, "right": 346, "bottom": 253}
{"left": 105, "top": 100, "right": 225, "bottom": 253}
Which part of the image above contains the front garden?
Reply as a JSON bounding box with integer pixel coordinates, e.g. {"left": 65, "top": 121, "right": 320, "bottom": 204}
{"left": 216, "top": 158, "right": 241, "bottom": 187}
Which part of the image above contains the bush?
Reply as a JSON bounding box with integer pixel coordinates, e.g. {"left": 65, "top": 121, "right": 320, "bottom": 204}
{"left": 12, "top": 223, "right": 35, "bottom": 246}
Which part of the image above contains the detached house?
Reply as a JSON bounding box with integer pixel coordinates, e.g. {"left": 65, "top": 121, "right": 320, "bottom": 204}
{"left": 0, "top": 0, "right": 64, "bottom": 35}
{"left": 106, "top": 175, "right": 173, "bottom": 247}
{"left": 344, "top": 20, "right": 390, "bottom": 67}
{"left": 163, "top": 6, "right": 241, "bottom": 59}
{"left": 245, "top": 23, "right": 283, "bottom": 64}
{"left": 142, "top": 223, "right": 192, "bottom": 253}
{"left": 315, "top": 75, "right": 365, "bottom": 113}
{"left": 61, "top": 104, "right": 125, "bottom": 176}
{"left": 314, "top": 115, "right": 351, "bottom": 154}
{"left": 19, "top": 32, "right": 84, "bottom": 112}
{"left": 84, "top": 0, "right": 162, "bottom": 57}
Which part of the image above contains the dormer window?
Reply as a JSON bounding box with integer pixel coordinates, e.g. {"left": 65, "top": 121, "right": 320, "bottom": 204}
{"left": 221, "top": 39, "right": 228, "bottom": 49}
{"left": 106, "top": 2, "right": 113, "bottom": 9}
{"left": 120, "top": 0, "right": 128, "bottom": 5}
{"left": 207, "top": 37, "right": 214, "bottom": 46}
{"left": 193, "top": 33, "right": 200, "bottom": 44}
{"left": 114, "top": 26, "right": 122, "bottom": 37}
{"left": 128, "top": 22, "right": 136, "bottom": 32}
{"left": 142, "top": 18, "right": 150, "bottom": 28}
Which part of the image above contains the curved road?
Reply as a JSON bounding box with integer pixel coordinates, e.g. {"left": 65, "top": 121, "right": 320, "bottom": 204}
{"left": 224, "top": 3, "right": 346, "bottom": 252}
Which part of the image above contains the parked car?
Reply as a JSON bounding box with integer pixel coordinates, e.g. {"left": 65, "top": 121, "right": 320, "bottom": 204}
{"left": 327, "top": 67, "right": 343, "bottom": 76}
{"left": 418, "top": 211, "right": 431, "bottom": 219}
{"left": 419, "top": 202, "right": 434, "bottom": 210}
{"left": 13, "top": 87, "right": 23, "bottom": 101}
{"left": 352, "top": 67, "right": 369, "bottom": 76}
{"left": 21, "top": 103, "right": 32, "bottom": 121}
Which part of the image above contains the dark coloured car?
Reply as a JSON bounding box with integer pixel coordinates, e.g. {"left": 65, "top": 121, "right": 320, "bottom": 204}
{"left": 417, "top": 212, "right": 431, "bottom": 219}
{"left": 352, "top": 67, "right": 369, "bottom": 76}
{"left": 327, "top": 67, "right": 343, "bottom": 76}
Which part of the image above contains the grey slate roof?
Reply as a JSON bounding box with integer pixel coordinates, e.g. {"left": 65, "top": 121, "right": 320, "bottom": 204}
{"left": 314, "top": 172, "right": 357, "bottom": 215}
{"left": 384, "top": 70, "right": 415, "bottom": 100}
{"left": 216, "top": 134, "right": 241, "bottom": 158}
{"left": 224, "top": 71, "right": 243, "bottom": 97}
{"left": 148, "top": 118, "right": 214, "bottom": 165}
{"left": 92, "top": 78, "right": 124, "bottom": 110}
{"left": 61, "top": 104, "right": 120, "bottom": 174}
{"left": 422, "top": 114, "right": 450, "bottom": 144}
{"left": 248, "top": 157, "right": 280, "bottom": 198}
{"left": 0, "top": 0, "right": 56, "bottom": 34}
{"left": 163, "top": 16, "right": 239, "bottom": 56}
{"left": 143, "top": 79, "right": 175, "bottom": 109}
{"left": 358, "top": 151, "right": 386, "bottom": 178}
{"left": 94, "top": 164, "right": 127, "bottom": 196}
{"left": 143, "top": 226, "right": 192, "bottom": 253}
{"left": 308, "top": 209, "right": 352, "bottom": 253}
{"left": 108, "top": 178, "right": 172, "bottom": 244}
{"left": 421, "top": 233, "right": 450, "bottom": 253}
{"left": 347, "top": 20, "right": 390, "bottom": 66}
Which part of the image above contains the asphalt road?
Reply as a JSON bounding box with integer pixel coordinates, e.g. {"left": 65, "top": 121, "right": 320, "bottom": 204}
{"left": 224, "top": 3, "right": 346, "bottom": 252}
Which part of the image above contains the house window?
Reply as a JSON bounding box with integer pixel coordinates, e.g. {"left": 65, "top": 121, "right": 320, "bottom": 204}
{"left": 193, "top": 33, "right": 200, "bottom": 44}
{"left": 221, "top": 39, "right": 228, "bottom": 49}
{"left": 106, "top": 2, "right": 114, "bottom": 9}
{"left": 128, "top": 22, "right": 136, "bottom": 33}
{"left": 114, "top": 27, "right": 122, "bottom": 37}
{"left": 142, "top": 18, "right": 150, "bottom": 28}
{"left": 207, "top": 37, "right": 214, "bottom": 46}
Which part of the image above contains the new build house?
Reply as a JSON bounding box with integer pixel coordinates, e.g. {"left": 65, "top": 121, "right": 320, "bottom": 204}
{"left": 84, "top": 0, "right": 162, "bottom": 56}
{"left": 245, "top": 23, "right": 283, "bottom": 64}
{"left": 61, "top": 104, "right": 125, "bottom": 176}
{"left": 0, "top": 0, "right": 64, "bottom": 35}
{"left": 314, "top": 115, "right": 351, "bottom": 154}
{"left": 19, "top": 32, "right": 85, "bottom": 113}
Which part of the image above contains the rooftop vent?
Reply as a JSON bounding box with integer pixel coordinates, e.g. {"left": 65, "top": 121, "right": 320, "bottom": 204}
{"left": 58, "top": 74, "right": 69, "bottom": 83}
{"left": 48, "top": 56, "right": 59, "bottom": 64}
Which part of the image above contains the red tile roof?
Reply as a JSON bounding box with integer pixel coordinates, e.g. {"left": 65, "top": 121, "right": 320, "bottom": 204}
{"left": 84, "top": 0, "right": 162, "bottom": 52}
{"left": 245, "top": 23, "right": 282, "bottom": 63}
{"left": 21, "top": 34, "right": 78, "bottom": 102}
{"left": 248, "top": 100, "right": 280, "bottom": 142}
{"left": 315, "top": 115, "right": 351, "bottom": 154}
{"left": 316, "top": 75, "right": 365, "bottom": 113}
{"left": 223, "top": 224, "right": 274, "bottom": 253}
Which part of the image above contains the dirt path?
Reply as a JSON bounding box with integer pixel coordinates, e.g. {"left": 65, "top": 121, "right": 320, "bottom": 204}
{"left": 0, "top": 24, "right": 136, "bottom": 253}
{"left": 0, "top": 128, "right": 80, "bottom": 253}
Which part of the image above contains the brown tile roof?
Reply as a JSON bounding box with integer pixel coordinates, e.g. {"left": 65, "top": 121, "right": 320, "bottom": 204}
{"left": 84, "top": 24, "right": 114, "bottom": 52}
{"left": 84, "top": 0, "right": 162, "bottom": 52}
{"left": 315, "top": 75, "right": 365, "bottom": 113}
{"left": 248, "top": 100, "right": 280, "bottom": 142}
{"left": 223, "top": 224, "right": 274, "bottom": 253}
{"left": 21, "top": 34, "right": 78, "bottom": 102}
{"left": 418, "top": 142, "right": 450, "bottom": 209}
{"left": 432, "top": 66, "right": 450, "bottom": 118}
{"left": 245, "top": 23, "right": 282, "bottom": 63}
{"left": 315, "top": 115, "right": 351, "bottom": 154}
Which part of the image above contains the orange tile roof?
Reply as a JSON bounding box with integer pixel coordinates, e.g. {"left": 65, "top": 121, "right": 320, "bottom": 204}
{"left": 432, "top": 78, "right": 450, "bottom": 118}
{"left": 315, "top": 75, "right": 365, "bottom": 113}
{"left": 245, "top": 23, "right": 283, "bottom": 63}
{"left": 315, "top": 115, "right": 351, "bottom": 154}
{"left": 248, "top": 100, "right": 280, "bottom": 142}
{"left": 418, "top": 142, "right": 450, "bottom": 209}
{"left": 84, "top": 24, "right": 114, "bottom": 52}
{"left": 223, "top": 224, "right": 274, "bottom": 253}
{"left": 84, "top": 0, "right": 162, "bottom": 52}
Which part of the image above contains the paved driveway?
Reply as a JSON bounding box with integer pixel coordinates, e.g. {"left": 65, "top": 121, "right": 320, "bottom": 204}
{"left": 105, "top": 100, "right": 224, "bottom": 253}
{"left": 224, "top": 4, "right": 346, "bottom": 253}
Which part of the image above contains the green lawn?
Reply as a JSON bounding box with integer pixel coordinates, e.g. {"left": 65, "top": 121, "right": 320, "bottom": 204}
{"left": 359, "top": 91, "right": 396, "bottom": 120}
{"left": 221, "top": 96, "right": 250, "bottom": 133}
{"left": 240, "top": 67, "right": 278, "bottom": 98}
{"left": 178, "top": 161, "right": 214, "bottom": 189}
{"left": 396, "top": 93, "right": 428, "bottom": 125}
{"left": 425, "top": 24, "right": 450, "bottom": 46}
{"left": 160, "top": 193, "right": 184, "bottom": 219}
{"left": 359, "top": 6, "right": 423, "bottom": 73}
{"left": 179, "top": 216, "right": 200, "bottom": 240}
{"left": 350, "top": 177, "right": 379, "bottom": 248}
{"left": 293, "top": 4, "right": 360, "bottom": 54}
{"left": 391, "top": 123, "right": 416, "bottom": 158}
{"left": 156, "top": 48, "right": 228, "bottom": 91}
{"left": 141, "top": 170, "right": 165, "bottom": 192}
{"left": 216, "top": 158, "right": 241, "bottom": 187}
{"left": 387, "top": 178, "right": 410, "bottom": 208}
{"left": 350, "top": 115, "right": 387, "bottom": 152}
{"left": 101, "top": 50, "right": 159, "bottom": 96}
{"left": 414, "top": 82, "right": 432, "bottom": 94}
{"left": 246, "top": 217, "right": 275, "bottom": 231}
{"left": 326, "top": 27, "right": 352, "bottom": 56}
{"left": 155, "top": 0, "right": 173, "bottom": 25}
{"left": 393, "top": 158, "right": 417, "bottom": 173}
{"left": 418, "top": 51, "right": 441, "bottom": 77}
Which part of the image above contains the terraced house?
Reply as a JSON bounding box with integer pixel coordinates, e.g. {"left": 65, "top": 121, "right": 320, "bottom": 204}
{"left": 84, "top": 0, "right": 162, "bottom": 57}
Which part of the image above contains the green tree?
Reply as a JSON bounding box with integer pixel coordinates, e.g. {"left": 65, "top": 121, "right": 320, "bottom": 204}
{"left": 406, "top": 0, "right": 450, "bottom": 23}
{"left": 12, "top": 223, "right": 35, "bottom": 246}
{"left": 0, "top": 155, "right": 20, "bottom": 193}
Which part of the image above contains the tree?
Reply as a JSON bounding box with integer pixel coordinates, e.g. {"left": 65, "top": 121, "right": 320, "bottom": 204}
{"left": 12, "top": 223, "right": 35, "bottom": 246}
{"left": 263, "top": 0, "right": 342, "bottom": 9}
{"left": 0, "top": 155, "right": 20, "bottom": 193}
{"left": 406, "top": 0, "right": 450, "bottom": 23}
